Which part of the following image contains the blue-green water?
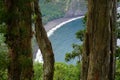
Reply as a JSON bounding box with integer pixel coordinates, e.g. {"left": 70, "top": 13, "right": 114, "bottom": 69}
{"left": 49, "top": 18, "right": 84, "bottom": 64}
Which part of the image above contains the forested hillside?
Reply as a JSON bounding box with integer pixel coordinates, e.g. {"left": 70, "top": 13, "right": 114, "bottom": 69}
{"left": 39, "top": 0, "right": 87, "bottom": 24}
{"left": 39, "top": 0, "right": 67, "bottom": 24}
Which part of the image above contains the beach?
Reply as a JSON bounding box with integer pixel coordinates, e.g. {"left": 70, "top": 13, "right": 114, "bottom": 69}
{"left": 34, "top": 6, "right": 120, "bottom": 63}
{"left": 44, "top": 17, "right": 82, "bottom": 32}
{"left": 34, "top": 16, "right": 84, "bottom": 63}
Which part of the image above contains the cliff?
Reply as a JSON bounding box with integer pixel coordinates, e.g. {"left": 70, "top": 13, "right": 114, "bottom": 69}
{"left": 65, "top": 0, "right": 87, "bottom": 17}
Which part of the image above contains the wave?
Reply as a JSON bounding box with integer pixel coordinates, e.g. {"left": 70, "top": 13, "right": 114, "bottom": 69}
{"left": 34, "top": 16, "right": 84, "bottom": 63}
{"left": 47, "top": 16, "right": 84, "bottom": 37}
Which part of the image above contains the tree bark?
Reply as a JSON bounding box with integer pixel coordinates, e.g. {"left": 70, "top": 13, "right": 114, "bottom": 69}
{"left": 19, "top": 1, "right": 34, "bottom": 79}
{"left": 5, "top": 0, "right": 33, "bottom": 80}
{"left": 34, "top": 0, "right": 55, "bottom": 80}
{"left": 109, "top": 0, "right": 117, "bottom": 80}
{"left": 82, "top": 0, "right": 116, "bottom": 80}
{"left": 5, "top": 0, "right": 21, "bottom": 79}
{"left": 87, "top": 0, "right": 111, "bottom": 79}
{"left": 81, "top": 32, "right": 90, "bottom": 80}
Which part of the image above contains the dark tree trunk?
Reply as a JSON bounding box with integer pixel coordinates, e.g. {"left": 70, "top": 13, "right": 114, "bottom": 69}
{"left": 5, "top": 0, "right": 33, "bottom": 80}
{"left": 81, "top": 32, "right": 90, "bottom": 80}
{"left": 19, "top": 1, "right": 34, "bottom": 79}
{"left": 109, "top": 0, "right": 117, "bottom": 80}
{"left": 5, "top": 0, "right": 21, "bottom": 79}
{"left": 82, "top": 0, "right": 116, "bottom": 80}
{"left": 34, "top": 0, "right": 55, "bottom": 80}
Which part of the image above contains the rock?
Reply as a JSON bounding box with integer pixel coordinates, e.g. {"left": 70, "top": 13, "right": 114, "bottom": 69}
{"left": 64, "top": 0, "right": 87, "bottom": 17}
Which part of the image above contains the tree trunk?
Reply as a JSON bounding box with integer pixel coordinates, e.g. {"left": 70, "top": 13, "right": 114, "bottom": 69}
{"left": 19, "top": 1, "right": 34, "bottom": 79}
{"left": 81, "top": 32, "right": 90, "bottom": 80}
{"left": 109, "top": 0, "right": 117, "bottom": 80}
{"left": 5, "top": 0, "right": 21, "bottom": 79}
{"left": 34, "top": 0, "right": 55, "bottom": 80}
{"left": 5, "top": 0, "right": 33, "bottom": 80}
{"left": 87, "top": 0, "right": 111, "bottom": 79}
{"left": 82, "top": 0, "right": 116, "bottom": 80}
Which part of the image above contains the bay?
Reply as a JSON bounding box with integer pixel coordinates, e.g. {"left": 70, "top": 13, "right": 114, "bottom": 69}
{"left": 49, "top": 18, "right": 84, "bottom": 64}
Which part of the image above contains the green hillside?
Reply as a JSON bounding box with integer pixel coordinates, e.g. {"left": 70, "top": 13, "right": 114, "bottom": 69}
{"left": 40, "top": 0, "right": 70, "bottom": 24}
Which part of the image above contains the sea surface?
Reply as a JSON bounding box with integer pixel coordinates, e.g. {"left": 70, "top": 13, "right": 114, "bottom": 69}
{"left": 49, "top": 18, "right": 84, "bottom": 64}
{"left": 35, "top": 17, "right": 120, "bottom": 64}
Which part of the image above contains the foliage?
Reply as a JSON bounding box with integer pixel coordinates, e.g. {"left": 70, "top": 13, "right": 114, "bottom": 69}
{"left": 0, "top": 1, "right": 9, "bottom": 79}
{"left": 118, "top": 0, "right": 120, "bottom": 2}
{"left": 33, "top": 63, "right": 43, "bottom": 80}
{"left": 33, "top": 62, "right": 81, "bottom": 80}
{"left": 65, "top": 44, "right": 82, "bottom": 63}
{"left": 39, "top": 0, "right": 67, "bottom": 24}
{"left": 76, "top": 29, "right": 85, "bottom": 41}
{"left": 65, "top": 16, "right": 86, "bottom": 63}
{"left": 0, "top": 34, "right": 8, "bottom": 80}
{"left": 82, "top": 13, "right": 87, "bottom": 26}
{"left": 115, "top": 60, "right": 120, "bottom": 80}
{"left": 116, "top": 46, "right": 120, "bottom": 59}
{"left": 0, "top": 23, "right": 7, "bottom": 33}
{"left": 54, "top": 63, "right": 80, "bottom": 80}
{"left": 0, "top": 0, "right": 6, "bottom": 24}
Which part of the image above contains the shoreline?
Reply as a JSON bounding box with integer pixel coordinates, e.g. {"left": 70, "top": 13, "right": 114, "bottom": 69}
{"left": 34, "top": 16, "right": 120, "bottom": 63}
{"left": 35, "top": 16, "right": 84, "bottom": 63}
{"left": 44, "top": 15, "right": 84, "bottom": 32}
{"left": 35, "top": 7, "right": 120, "bottom": 63}
{"left": 47, "top": 16, "right": 84, "bottom": 37}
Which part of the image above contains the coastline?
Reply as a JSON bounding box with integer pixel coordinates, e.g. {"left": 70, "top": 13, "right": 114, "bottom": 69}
{"left": 47, "top": 16, "right": 84, "bottom": 37}
{"left": 34, "top": 7, "right": 120, "bottom": 63}
{"left": 35, "top": 16, "right": 84, "bottom": 63}
{"left": 35, "top": 10, "right": 120, "bottom": 63}
{"left": 44, "top": 16, "right": 84, "bottom": 32}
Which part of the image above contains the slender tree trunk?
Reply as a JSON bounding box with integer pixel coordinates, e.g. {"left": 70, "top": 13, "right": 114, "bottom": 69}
{"left": 5, "top": 0, "right": 33, "bottom": 80}
{"left": 82, "top": 0, "right": 116, "bottom": 80}
{"left": 109, "top": 0, "right": 117, "bottom": 80}
{"left": 34, "top": 0, "right": 55, "bottom": 80}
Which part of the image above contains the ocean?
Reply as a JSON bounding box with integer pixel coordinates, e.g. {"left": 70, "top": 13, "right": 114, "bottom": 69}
{"left": 35, "top": 17, "right": 84, "bottom": 64}
{"left": 49, "top": 18, "right": 84, "bottom": 64}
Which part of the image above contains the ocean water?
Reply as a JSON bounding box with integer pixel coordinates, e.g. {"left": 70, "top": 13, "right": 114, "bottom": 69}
{"left": 49, "top": 18, "right": 84, "bottom": 64}
{"left": 35, "top": 16, "right": 120, "bottom": 64}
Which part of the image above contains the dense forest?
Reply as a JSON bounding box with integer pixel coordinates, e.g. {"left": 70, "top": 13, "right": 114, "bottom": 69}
{"left": 0, "top": 0, "right": 120, "bottom": 80}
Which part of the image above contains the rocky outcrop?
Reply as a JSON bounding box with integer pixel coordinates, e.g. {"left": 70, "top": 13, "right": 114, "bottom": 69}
{"left": 64, "top": 0, "right": 87, "bottom": 17}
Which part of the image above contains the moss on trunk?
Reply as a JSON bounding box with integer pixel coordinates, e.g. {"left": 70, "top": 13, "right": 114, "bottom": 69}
{"left": 5, "top": 0, "right": 33, "bottom": 79}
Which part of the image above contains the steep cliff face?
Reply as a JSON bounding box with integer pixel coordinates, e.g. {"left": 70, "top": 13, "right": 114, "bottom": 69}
{"left": 65, "top": 0, "right": 87, "bottom": 17}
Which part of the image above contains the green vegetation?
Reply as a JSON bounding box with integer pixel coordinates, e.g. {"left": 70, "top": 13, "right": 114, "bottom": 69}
{"left": 0, "top": 31, "right": 8, "bottom": 80}
{"left": 0, "top": 1, "right": 8, "bottom": 79}
{"left": 116, "top": 60, "right": 120, "bottom": 80}
{"left": 34, "top": 62, "right": 81, "bottom": 80}
{"left": 40, "top": 0, "right": 68, "bottom": 24}
{"left": 1, "top": 60, "right": 120, "bottom": 80}
{"left": 65, "top": 43, "right": 82, "bottom": 63}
